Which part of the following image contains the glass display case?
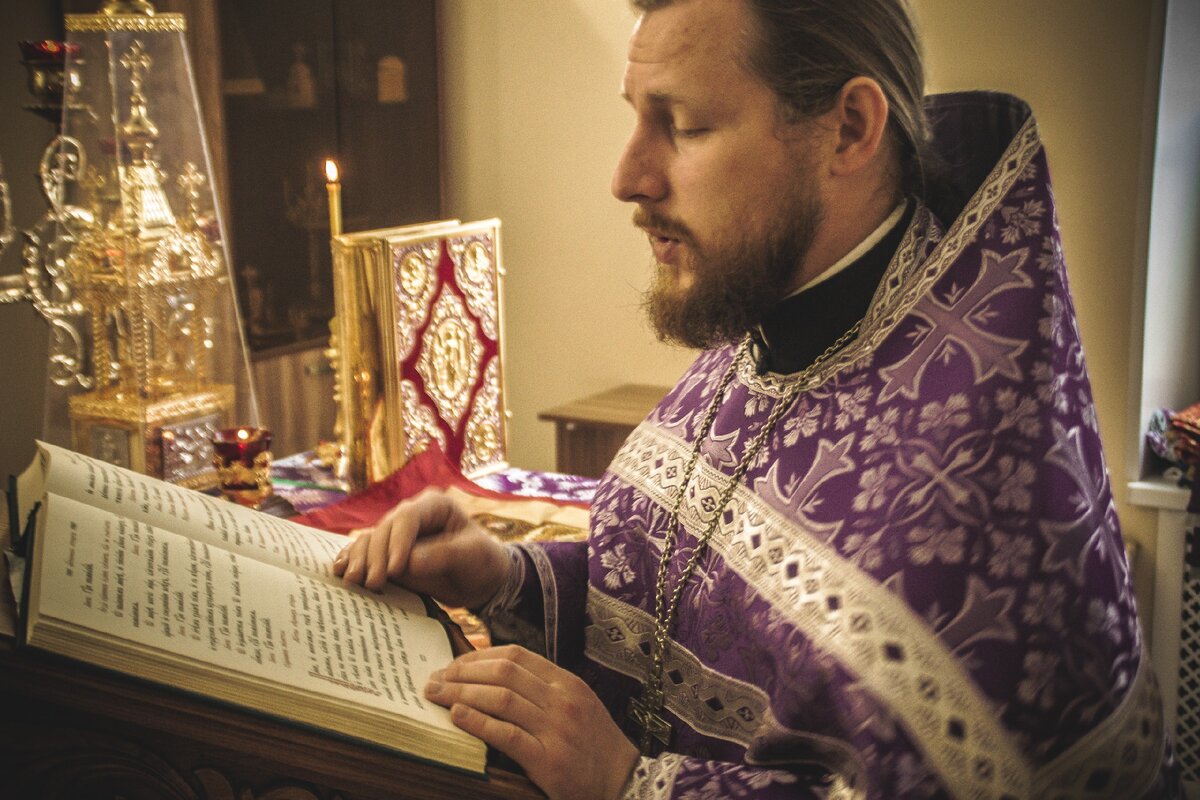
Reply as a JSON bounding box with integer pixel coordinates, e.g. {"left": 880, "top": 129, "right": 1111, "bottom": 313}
{"left": 217, "top": 0, "right": 441, "bottom": 354}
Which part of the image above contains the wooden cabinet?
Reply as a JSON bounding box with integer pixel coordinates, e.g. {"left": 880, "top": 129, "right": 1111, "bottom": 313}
{"left": 216, "top": 0, "right": 443, "bottom": 354}
{"left": 538, "top": 384, "right": 669, "bottom": 478}
{"left": 250, "top": 343, "right": 337, "bottom": 457}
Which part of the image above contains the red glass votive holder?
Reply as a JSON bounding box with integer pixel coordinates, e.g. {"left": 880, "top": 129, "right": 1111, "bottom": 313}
{"left": 211, "top": 426, "right": 273, "bottom": 508}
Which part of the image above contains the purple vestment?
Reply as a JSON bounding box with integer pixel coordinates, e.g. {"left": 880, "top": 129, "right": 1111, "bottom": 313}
{"left": 484, "top": 93, "right": 1178, "bottom": 798}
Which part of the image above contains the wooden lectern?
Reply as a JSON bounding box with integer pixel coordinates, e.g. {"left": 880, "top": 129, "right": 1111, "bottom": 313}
{"left": 0, "top": 568, "right": 541, "bottom": 799}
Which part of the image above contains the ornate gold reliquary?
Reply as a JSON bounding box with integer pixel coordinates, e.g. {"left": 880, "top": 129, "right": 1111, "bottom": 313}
{"left": 329, "top": 219, "right": 508, "bottom": 490}
{"left": 2, "top": 6, "right": 255, "bottom": 489}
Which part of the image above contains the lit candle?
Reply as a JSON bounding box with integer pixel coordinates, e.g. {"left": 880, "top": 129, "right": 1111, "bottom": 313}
{"left": 325, "top": 158, "right": 342, "bottom": 237}
{"left": 211, "top": 426, "right": 274, "bottom": 507}
{"left": 213, "top": 425, "right": 269, "bottom": 461}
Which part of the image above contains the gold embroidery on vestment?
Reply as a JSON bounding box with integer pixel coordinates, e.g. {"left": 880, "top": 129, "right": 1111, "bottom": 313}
{"left": 618, "top": 753, "right": 685, "bottom": 800}
{"left": 1031, "top": 642, "right": 1166, "bottom": 798}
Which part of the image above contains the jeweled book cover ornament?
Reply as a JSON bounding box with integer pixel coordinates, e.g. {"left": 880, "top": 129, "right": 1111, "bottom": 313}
{"left": 328, "top": 218, "right": 508, "bottom": 490}
{"left": 0, "top": 1, "right": 258, "bottom": 489}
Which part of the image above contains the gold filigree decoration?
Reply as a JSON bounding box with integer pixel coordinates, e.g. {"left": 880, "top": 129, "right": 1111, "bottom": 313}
{"left": 69, "top": 385, "right": 234, "bottom": 424}
{"left": 399, "top": 379, "right": 446, "bottom": 461}
{"left": 450, "top": 235, "right": 498, "bottom": 341}
{"left": 391, "top": 243, "right": 438, "bottom": 361}
{"left": 150, "top": 230, "right": 223, "bottom": 282}
{"left": 415, "top": 287, "right": 483, "bottom": 431}
{"left": 213, "top": 452, "right": 271, "bottom": 489}
{"left": 460, "top": 357, "right": 503, "bottom": 475}
{"left": 65, "top": 13, "right": 187, "bottom": 32}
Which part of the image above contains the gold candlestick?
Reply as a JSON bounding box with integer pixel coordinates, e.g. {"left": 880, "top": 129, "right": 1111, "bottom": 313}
{"left": 325, "top": 158, "right": 342, "bottom": 237}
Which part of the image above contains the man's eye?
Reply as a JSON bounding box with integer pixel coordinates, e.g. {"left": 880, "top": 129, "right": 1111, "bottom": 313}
{"left": 669, "top": 124, "right": 708, "bottom": 140}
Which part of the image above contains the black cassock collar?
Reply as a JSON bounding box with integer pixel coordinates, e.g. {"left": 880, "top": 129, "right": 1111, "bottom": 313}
{"left": 751, "top": 203, "right": 913, "bottom": 376}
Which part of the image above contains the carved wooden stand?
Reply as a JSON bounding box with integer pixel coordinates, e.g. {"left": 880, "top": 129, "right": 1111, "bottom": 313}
{"left": 0, "top": 574, "right": 541, "bottom": 799}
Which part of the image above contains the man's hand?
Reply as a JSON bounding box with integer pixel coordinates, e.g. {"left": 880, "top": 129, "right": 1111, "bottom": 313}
{"left": 333, "top": 489, "right": 511, "bottom": 610}
{"left": 426, "top": 645, "right": 640, "bottom": 800}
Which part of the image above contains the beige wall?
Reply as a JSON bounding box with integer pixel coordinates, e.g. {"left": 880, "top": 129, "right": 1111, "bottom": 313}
{"left": 440, "top": 1, "right": 695, "bottom": 476}
{"left": 439, "top": 1, "right": 1164, "bottom": 608}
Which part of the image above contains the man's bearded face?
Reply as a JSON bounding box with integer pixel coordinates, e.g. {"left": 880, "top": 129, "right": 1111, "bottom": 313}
{"left": 612, "top": 0, "right": 827, "bottom": 349}
{"left": 637, "top": 175, "right": 823, "bottom": 349}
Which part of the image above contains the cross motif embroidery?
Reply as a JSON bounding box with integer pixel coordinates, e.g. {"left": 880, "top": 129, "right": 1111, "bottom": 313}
{"left": 1039, "top": 422, "right": 1122, "bottom": 586}
{"left": 879, "top": 248, "right": 1033, "bottom": 403}
{"left": 761, "top": 434, "right": 855, "bottom": 530}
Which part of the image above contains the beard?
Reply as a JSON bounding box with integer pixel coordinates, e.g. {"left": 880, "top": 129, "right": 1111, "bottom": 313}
{"left": 637, "top": 187, "right": 823, "bottom": 350}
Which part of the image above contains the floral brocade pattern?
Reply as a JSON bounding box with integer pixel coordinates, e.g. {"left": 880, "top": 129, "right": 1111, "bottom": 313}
{"left": 573, "top": 99, "right": 1173, "bottom": 799}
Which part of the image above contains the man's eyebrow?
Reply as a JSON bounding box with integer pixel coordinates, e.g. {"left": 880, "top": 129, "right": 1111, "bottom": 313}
{"left": 620, "top": 89, "right": 689, "bottom": 108}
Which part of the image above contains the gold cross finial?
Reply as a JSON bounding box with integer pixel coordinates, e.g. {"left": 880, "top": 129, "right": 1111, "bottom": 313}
{"left": 178, "top": 162, "right": 205, "bottom": 202}
{"left": 119, "top": 40, "right": 159, "bottom": 149}
{"left": 178, "top": 162, "right": 206, "bottom": 227}
{"left": 120, "top": 40, "right": 152, "bottom": 90}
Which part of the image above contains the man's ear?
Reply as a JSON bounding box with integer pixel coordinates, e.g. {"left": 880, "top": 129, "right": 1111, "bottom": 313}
{"left": 829, "top": 76, "right": 890, "bottom": 177}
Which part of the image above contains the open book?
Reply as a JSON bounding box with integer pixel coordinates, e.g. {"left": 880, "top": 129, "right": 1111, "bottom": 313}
{"left": 6, "top": 441, "right": 486, "bottom": 777}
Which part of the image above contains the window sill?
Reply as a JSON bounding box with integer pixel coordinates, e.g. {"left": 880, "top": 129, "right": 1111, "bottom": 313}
{"left": 1127, "top": 477, "right": 1190, "bottom": 512}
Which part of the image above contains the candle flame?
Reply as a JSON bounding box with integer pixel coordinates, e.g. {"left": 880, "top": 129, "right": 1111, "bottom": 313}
{"left": 237, "top": 428, "right": 250, "bottom": 441}
{"left": 325, "top": 159, "right": 339, "bottom": 183}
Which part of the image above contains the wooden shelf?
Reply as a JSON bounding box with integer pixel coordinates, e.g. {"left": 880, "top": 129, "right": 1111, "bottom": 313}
{"left": 538, "top": 384, "right": 669, "bottom": 478}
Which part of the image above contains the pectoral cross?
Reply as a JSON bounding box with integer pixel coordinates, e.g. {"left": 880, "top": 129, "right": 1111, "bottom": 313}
{"left": 628, "top": 685, "right": 672, "bottom": 755}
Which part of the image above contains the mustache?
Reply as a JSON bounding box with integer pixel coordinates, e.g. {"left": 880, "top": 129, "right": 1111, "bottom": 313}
{"left": 632, "top": 208, "right": 696, "bottom": 246}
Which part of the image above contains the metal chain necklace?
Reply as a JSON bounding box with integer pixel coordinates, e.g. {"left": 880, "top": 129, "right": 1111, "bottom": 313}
{"left": 628, "top": 320, "right": 863, "bottom": 755}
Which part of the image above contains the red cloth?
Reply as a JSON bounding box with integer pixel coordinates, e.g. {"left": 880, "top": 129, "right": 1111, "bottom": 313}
{"left": 290, "top": 445, "right": 587, "bottom": 535}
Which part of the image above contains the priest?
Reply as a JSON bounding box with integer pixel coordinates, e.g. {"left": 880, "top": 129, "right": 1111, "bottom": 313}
{"left": 335, "top": 0, "right": 1179, "bottom": 797}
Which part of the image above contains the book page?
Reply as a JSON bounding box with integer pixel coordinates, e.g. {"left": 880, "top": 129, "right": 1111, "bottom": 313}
{"left": 14, "top": 443, "right": 49, "bottom": 534}
{"left": 32, "top": 442, "right": 423, "bottom": 616}
{"left": 32, "top": 494, "right": 458, "bottom": 730}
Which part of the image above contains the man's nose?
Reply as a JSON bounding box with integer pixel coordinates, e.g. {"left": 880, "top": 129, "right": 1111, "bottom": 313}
{"left": 611, "top": 128, "right": 666, "bottom": 204}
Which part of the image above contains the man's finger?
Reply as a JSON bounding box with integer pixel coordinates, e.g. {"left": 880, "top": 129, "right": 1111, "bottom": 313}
{"left": 426, "top": 681, "right": 543, "bottom": 731}
{"left": 449, "top": 645, "right": 560, "bottom": 682}
{"left": 339, "top": 533, "right": 372, "bottom": 585}
{"left": 364, "top": 511, "right": 409, "bottom": 590}
{"left": 433, "top": 655, "right": 549, "bottom": 707}
{"left": 448, "top": 703, "right": 545, "bottom": 768}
